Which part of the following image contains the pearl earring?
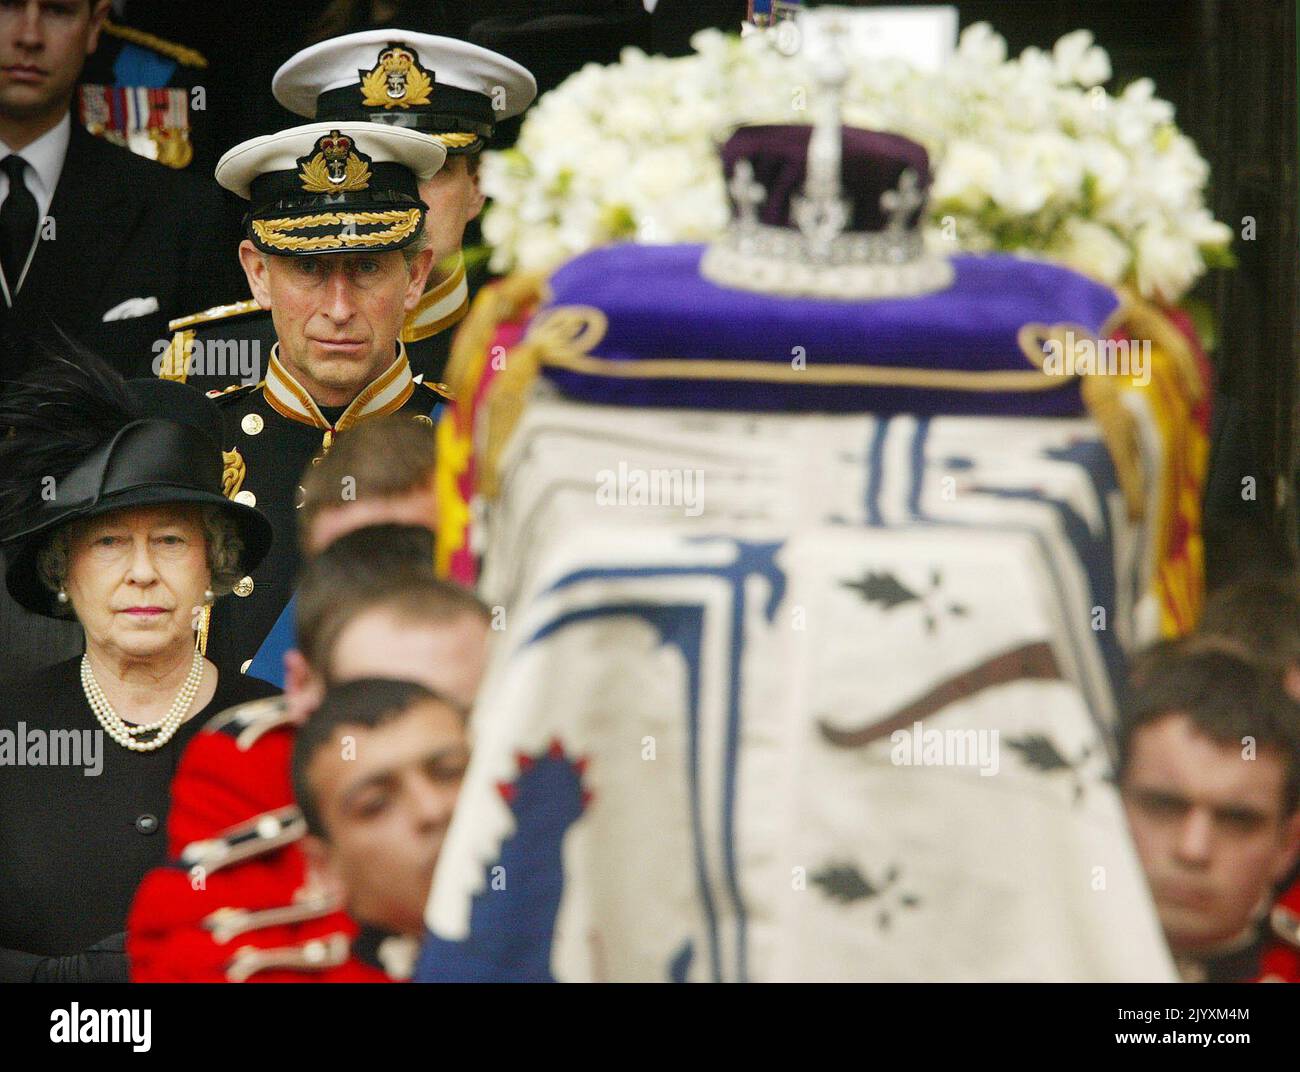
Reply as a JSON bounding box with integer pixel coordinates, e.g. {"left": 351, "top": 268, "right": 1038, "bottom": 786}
{"left": 56, "top": 588, "right": 69, "bottom": 604}
{"left": 204, "top": 588, "right": 215, "bottom": 604}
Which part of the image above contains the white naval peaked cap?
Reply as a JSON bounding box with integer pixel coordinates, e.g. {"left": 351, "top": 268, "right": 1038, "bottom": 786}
{"left": 215, "top": 120, "right": 445, "bottom": 201}
{"left": 272, "top": 29, "right": 537, "bottom": 153}
{"left": 215, "top": 121, "right": 445, "bottom": 256}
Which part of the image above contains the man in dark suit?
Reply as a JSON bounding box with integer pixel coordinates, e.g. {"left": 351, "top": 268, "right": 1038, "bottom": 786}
{"left": 0, "top": 0, "right": 239, "bottom": 682}
{"left": 0, "top": 0, "right": 239, "bottom": 379}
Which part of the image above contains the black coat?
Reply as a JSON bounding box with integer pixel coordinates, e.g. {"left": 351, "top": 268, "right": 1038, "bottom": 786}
{"left": 0, "top": 657, "right": 280, "bottom": 982}
{"left": 0, "top": 122, "right": 242, "bottom": 381}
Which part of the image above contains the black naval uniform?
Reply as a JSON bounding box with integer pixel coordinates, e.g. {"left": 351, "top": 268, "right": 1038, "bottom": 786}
{"left": 205, "top": 351, "right": 450, "bottom": 677}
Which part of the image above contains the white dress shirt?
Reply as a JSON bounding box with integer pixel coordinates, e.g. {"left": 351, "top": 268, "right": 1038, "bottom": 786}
{"left": 0, "top": 112, "right": 71, "bottom": 221}
{"left": 0, "top": 113, "right": 70, "bottom": 299}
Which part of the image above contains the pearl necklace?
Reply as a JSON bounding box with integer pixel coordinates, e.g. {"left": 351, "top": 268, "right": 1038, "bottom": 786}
{"left": 80, "top": 650, "right": 205, "bottom": 753}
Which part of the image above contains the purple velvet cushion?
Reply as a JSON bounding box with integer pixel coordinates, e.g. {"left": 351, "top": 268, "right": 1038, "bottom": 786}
{"left": 537, "top": 243, "right": 1122, "bottom": 418}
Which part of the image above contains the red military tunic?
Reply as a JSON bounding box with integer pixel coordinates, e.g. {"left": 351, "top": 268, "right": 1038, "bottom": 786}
{"left": 128, "top": 697, "right": 403, "bottom": 982}
{"left": 1256, "top": 880, "right": 1300, "bottom": 983}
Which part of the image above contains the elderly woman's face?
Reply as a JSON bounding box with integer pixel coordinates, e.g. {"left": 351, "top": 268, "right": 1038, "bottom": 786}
{"left": 66, "top": 505, "right": 211, "bottom": 662}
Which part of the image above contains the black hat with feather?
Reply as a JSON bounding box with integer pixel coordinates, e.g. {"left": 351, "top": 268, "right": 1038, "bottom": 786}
{"left": 0, "top": 349, "right": 273, "bottom": 617}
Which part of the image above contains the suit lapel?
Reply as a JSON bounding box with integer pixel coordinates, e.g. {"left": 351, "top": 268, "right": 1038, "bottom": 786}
{"left": 13, "top": 124, "right": 143, "bottom": 325}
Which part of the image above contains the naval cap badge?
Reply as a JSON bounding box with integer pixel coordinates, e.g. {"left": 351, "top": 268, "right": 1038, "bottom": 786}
{"left": 296, "top": 129, "right": 373, "bottom": 192}
{"left": 359, "top": 44, "right": 433, "bottom": 110}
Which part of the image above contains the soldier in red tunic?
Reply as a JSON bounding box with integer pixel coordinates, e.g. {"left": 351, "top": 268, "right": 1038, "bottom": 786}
{"left": 128, "top": 525, "right": 489, "bottom": 981}
{"left": 292, "top": 678, "right": 471, "bottom": 979}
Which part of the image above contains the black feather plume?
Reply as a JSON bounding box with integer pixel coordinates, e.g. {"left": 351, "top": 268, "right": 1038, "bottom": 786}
{"left": 0, "top": 340, "right": 141, "bottom": 540}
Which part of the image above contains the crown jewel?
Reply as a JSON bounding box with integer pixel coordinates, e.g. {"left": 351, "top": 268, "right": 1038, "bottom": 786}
{"left": 701, "top": 18, "right": 953, "bottom": 301}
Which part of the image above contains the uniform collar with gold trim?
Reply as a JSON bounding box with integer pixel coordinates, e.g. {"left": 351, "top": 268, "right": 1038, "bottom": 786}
{"left": 401, "top": 252, "right": 468, "bottom": 343}
{"left": 263, "top": 343, "right": 416, "bottom": 437}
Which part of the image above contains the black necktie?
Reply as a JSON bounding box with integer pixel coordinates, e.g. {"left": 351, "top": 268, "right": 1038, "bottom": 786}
{"left": 0, "top": 155, "right": 38, "bottom": 293}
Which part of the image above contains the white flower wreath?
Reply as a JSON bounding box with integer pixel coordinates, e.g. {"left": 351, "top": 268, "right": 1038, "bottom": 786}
{"left": 480, "top": 23, "right": 1232, "bottom": 305}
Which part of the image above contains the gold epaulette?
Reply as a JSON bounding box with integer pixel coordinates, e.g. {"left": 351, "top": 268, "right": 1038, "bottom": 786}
{"left": 104, "top": 18, "right": 207, "bottom": 69}
{"left": 421, "top": 379, "right": 455, "bottom": 403}
{"left": 207, "top": 380, "right": 262, "bottom": 401}
{"left": 158, "top": 328, "right": 193, "bottom": 382}
{"left": 169, "top": 298, "right": 264, "bottom": 332}
{"left": 161, "top": 302, "right": 266, "bottom": 381}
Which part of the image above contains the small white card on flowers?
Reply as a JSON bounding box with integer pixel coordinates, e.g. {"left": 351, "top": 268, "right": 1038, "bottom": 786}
{"left": 801, "top": 5, "right": 958, "bottom": 72}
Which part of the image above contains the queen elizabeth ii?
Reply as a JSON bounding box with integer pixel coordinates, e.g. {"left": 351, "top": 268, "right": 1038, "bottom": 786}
{"left": 0, "top": 353, "right": 277, "bottom": 982}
